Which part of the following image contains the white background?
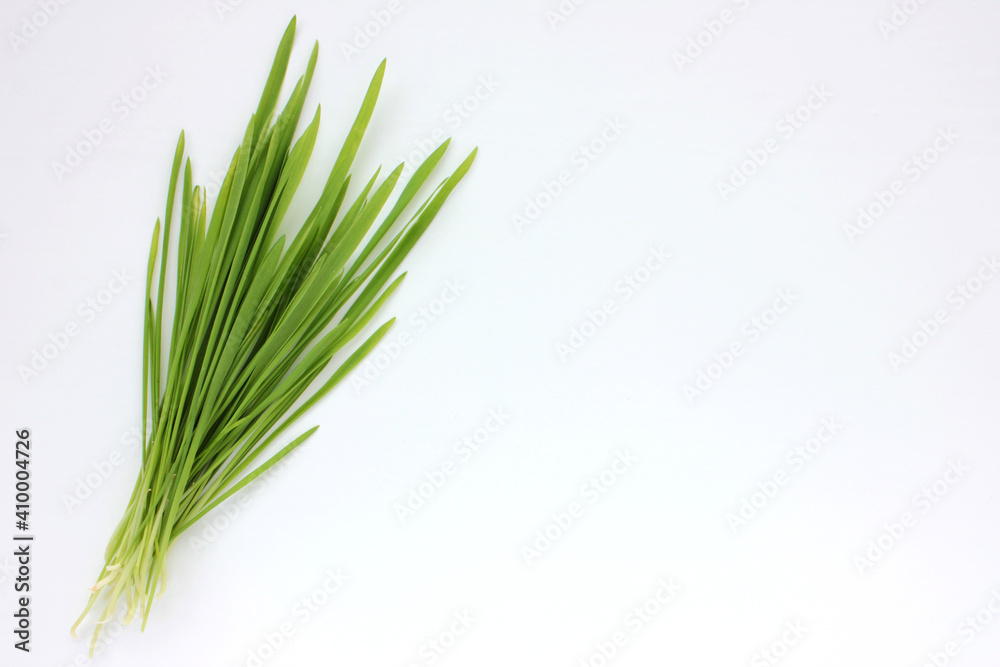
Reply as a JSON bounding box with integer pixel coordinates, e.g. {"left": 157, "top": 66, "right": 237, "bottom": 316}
{"left": 2, "top": 0, "right": 1000, "bottom": 665}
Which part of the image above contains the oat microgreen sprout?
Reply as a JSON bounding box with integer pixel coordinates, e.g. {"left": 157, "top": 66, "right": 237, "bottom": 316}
{"left": 71, "top": 17, "right": 475, "bottom": 654}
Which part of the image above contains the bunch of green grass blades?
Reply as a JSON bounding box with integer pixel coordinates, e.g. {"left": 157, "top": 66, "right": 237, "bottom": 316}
{"left": 71, "top": 17, "right": 475, "bottom": 653}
